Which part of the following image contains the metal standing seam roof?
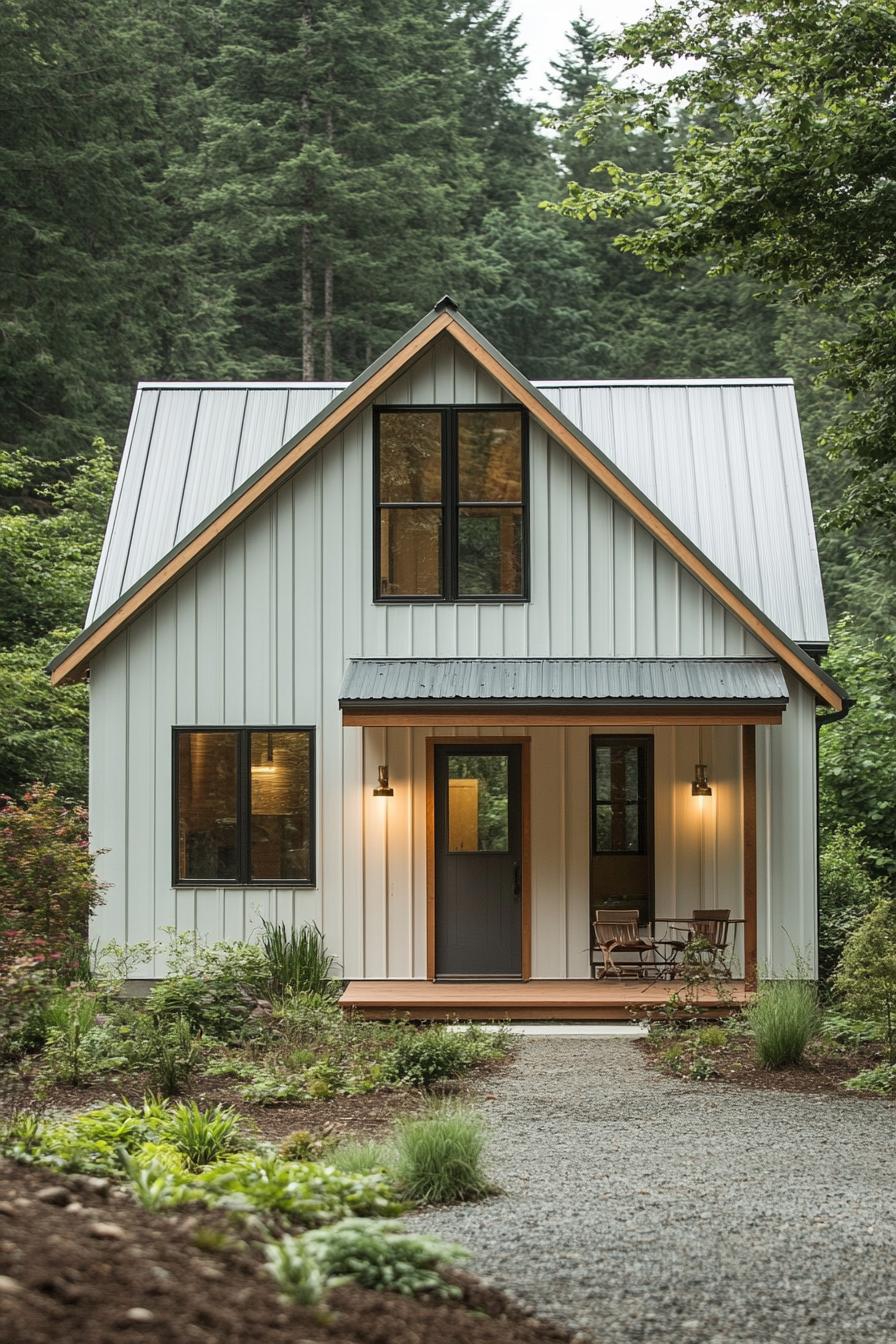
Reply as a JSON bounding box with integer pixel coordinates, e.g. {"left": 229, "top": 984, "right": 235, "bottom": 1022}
{"left": 84, "top": 373, "right": 829, "bottom": 644}
{"left": 338, "top": 658, "right": 791, "bottom": 705}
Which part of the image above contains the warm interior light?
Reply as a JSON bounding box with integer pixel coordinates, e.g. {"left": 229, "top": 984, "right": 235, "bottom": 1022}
{"left": 252, "top": 731, "right": 277, "bottom": 774}
{"left": 373, "top": 764, "right": 394, "bottom": 798}
{"left": 691, "top": 762, "right": 712, "bottom": 797}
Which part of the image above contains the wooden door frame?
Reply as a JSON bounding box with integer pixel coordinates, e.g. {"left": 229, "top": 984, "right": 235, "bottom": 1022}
{"left": 426, "top": 736, "right": 531, "bottom": 982}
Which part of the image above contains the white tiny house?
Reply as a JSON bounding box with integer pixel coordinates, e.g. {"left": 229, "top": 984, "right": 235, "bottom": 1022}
{"left": 51, "top": 299, "right": 846, "bottom": 1012}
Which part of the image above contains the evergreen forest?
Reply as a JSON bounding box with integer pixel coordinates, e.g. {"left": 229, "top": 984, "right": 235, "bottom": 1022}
{"left": 2, "top": 0, "right": 894, "bottom": 905}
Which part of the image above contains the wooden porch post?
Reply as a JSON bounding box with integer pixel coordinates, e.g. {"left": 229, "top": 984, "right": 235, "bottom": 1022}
{"left": 742, "top": 724, "right": 758, "bottom": 988}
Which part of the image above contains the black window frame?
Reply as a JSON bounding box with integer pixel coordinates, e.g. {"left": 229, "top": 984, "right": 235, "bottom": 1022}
{"left": 373, "top": 404, "right": 530, "bottom": 603}
{"left": 590, "top": 734, "right": 652, "bottom": 857}
{"left": 172, "top": 726, "right": 316, "bottom": 888}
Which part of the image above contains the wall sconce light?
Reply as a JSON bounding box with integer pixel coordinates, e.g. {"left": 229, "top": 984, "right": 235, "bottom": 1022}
{"left": 691, "top": 763, "right": 712, "bottom": 797}
{"left": 373, "top": 764, "right": 393, "bottom": 798}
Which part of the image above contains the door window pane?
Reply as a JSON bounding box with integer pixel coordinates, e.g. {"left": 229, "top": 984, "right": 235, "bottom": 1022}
{"left": 378, "top": 412, "right": 442, "bottom": 502}
{"left": 250, "top": 731, "right": 312, "bottom": 881}
{"left": 448, "top": 754, "right": 509, "bottom": 852}
{"left": 457, "top": 507, "right": 523, "bottom": 597}
{"left": 177, "top": 731, "right": 239, "bottom": 880}
{"left": 379, "top": 507, "right": 442, "bottom": 596}
{"left": 458, "top": 411, "right": 522, "bottom": 502}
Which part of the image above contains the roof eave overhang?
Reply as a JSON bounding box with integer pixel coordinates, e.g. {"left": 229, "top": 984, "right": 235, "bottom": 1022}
{"left": 48, "top": 300, "right": 846, "bottom": 710}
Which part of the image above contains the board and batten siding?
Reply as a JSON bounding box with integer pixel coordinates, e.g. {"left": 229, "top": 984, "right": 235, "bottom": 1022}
{"left": 88, "top": 338, "right": 817, "bottom": 977}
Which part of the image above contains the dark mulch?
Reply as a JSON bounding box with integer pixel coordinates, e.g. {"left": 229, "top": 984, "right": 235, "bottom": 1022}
{"left": 0, "top": 1069, "right": 473, "bottom": 1142}
{"left": 0, "top": 1160, "right": 577, "bottom": 1344}
{"left": 640, "top": 1033, "right": 891, "bottom": 1098}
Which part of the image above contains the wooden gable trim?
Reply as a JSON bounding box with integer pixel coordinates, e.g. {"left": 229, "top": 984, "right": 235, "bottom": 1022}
{"left": 446, "top": 321, "right": 842, "bottom": 711}
{"left": 50, "top": 303, "right": 842, "bottom": 709}
{"left": 49, "top": 310, "right": 454, "bottom": 686}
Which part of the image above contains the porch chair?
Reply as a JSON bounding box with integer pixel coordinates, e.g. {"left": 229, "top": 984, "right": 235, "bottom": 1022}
{"left": 591, "top": 908, "right": 658, "bottom": 980}
{"left": 658, "top": 908, "right": 733, "bottom": 979}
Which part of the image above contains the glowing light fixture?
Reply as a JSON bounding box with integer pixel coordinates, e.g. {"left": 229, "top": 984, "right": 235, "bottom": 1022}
{"left": 691, "top": 763, "right": 712, "bottom": 797}
{"left": 252, "top": 731, "right": 277, "bottom": 774}
{"left": 373, "top": 764, "right": 393, "bottom": 798}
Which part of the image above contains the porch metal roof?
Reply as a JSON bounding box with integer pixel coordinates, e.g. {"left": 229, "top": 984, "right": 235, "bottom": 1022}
{"left": 339, "top": 657, "right": 790, "bottom": 706}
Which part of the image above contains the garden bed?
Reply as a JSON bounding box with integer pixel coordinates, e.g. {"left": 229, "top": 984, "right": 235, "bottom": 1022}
{"left": 640, "top": 1024, "right": 892, "bottom": 1098}
{"left": 0, "top": 1159, "right": 575, "bottom": 1344}
{"left": 0, "top": 1062, "right": 489, "bottom": 1143}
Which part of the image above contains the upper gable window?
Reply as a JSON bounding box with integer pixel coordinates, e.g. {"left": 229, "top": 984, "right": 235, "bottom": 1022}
{"left": 375, "top": 406, "right": 528, "bottom": 601}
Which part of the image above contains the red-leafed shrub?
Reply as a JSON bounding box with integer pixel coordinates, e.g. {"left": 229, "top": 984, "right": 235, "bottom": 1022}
{"left": 0, "top": 784, "right": 104, "bottom": 983}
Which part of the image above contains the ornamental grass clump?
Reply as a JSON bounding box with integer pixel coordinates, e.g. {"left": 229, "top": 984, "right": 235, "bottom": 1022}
{"left": 261, "top": 920, "right": 336, "bottom": 999}
{"left": 746, "top": 978, "right": 819, "bottom": 1069}
{"left": 393, "top": 1105, "right": 492, "bottom": 1204}
{"left": 160, "top": 1101, "right": 241, "bottom": 1169}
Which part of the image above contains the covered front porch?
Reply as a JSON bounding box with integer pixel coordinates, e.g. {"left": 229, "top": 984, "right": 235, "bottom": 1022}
{"left": 335, "top": 656, "right": 796, "bottom": 1005}
{"left": 340, "top": 976, "right": 749, "bottom": 1021}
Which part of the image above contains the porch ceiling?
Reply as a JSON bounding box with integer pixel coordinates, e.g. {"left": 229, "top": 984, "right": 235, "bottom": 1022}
{"left": 339, "top": 657, "right": 788, "bottom": 726}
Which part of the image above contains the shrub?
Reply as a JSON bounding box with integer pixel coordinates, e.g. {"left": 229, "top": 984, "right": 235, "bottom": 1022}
{"left": 267, "top": 1218, "right": 469, "bottom": 1305}
{"left": 161, "top": 1102, "right": 241, "bottom": 1169}
{"left": 0, "top": 785, "right": 104, "bottom": 981}
{"left": 0, "top": 955, "right": 52, "bottom": 1060}
{"left": 393, "top": 1106, "right": 492, "bottom": 1204}
{"left": 746, "top": 979, "right": 819, "bottom": 1069}
{"left": 819, "top": 826, "right": 889, "bottom": 984}
{"left": 261, "top": 921, "right": 337, "bottom": 999}
{"left": 834, "top": 899, "right": 896, "bottom": 1061}
{"left": 146, "top": 973, "right": 251, "bottom": 1041}
{"left": 384, "top": 1027, "right": 469, "bottom": 1087}
{"left": 695, "top": 1025, "right": 728, "bottom": 1050}
{"left": 844, "top": 1063, "right": 896, "bottom": 1096}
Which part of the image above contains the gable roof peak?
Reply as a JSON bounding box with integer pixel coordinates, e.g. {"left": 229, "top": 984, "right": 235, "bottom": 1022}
{"left": 433, "top": 293, "right": 459, "bottom": 313}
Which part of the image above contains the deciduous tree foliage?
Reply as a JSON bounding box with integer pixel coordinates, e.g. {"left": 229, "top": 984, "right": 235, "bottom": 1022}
{"left": 551, "top": 0, "right": 896, "bottom": 528}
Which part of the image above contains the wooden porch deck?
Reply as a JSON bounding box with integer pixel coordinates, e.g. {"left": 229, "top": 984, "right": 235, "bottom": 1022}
{"left": 340, "top": 978, "right": 748, "bottom": 1021}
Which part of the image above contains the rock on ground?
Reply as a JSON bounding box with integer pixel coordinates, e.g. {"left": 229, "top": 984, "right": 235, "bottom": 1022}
{"left": 414, "top": 1037, "right": 896, "bottom": 1344}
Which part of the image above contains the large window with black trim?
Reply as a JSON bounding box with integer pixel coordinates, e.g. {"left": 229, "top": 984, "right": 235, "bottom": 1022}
{"left": 173, "top": 729, "right": 315, "bottom": 885}
{"left": 374, "top": 406, "right": 528, "bottom": 600}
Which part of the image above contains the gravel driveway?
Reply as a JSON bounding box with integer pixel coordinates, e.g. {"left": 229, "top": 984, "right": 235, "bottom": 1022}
{"left": 414, "top": 1037, "right": 896, "bottom": 1344}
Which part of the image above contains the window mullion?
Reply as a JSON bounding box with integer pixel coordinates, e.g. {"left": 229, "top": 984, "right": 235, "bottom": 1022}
{"left": 240, "top": 730, "right": 251, "bottom": 884}
{"left": 444, "top": 408, "right": 455, "bottom": 600}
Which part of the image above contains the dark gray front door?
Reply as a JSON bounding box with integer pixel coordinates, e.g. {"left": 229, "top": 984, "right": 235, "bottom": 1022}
{"left": 434, "top": 743, "right": 523, "bottom": 979}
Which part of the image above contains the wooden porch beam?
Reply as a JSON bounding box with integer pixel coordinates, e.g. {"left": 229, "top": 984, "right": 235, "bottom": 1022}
{"left": 743, "top": 724, "right": 758, "bottom": 987}
{"left": 343, "top": 709, "right": 784, "bottom": 728}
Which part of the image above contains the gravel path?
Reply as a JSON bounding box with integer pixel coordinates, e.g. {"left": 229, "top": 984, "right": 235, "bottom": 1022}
{"left": 415, "top": 1038, "right": 896, "bottom": 1344}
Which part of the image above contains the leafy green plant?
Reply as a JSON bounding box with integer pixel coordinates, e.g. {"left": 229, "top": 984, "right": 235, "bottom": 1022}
{"left": 695, "top": 1025, "right": 728, "bottom": 1050}
{"left": 238, "top": 1069, "right": 307, "bottom": 1105}
{"left": 264, "top": 1235, "right": 326, "bottom": 1304}
{"left": 160, "top": 1102, "right": 241, "bottom": 1169}
{"left": 42, "top": 989, "right": 126, "bottom": 1085}
{"left": 278, "top": 1129, "right": 337, "bottom": 1163}
{"left": 746, "top": 979, "right": 819, "bottom": 1069}
{"left": 834, "top": 899, "right": 896, "bottom": 1061}
{"left": 393, "top": 1106, "right": 492, "bottom": 1204}
{"left": 195, "top": 1151, "right": 401, "bottom": 1223}
{"left": 143, "top": 1015, "right": 201, "bottom": 1097}
{"left": 384, "top": 1027, "right": 469, "bottom": 1087}
{"left": 844, "top": 1063, "right": 896, "bottom": 1096}
{"left": 261, "top": 921, "right": 337, "bottom": 999}
{"left": 146, "top": 973, "right": 251, "bottom": 1042}
{"left": 272, "top": 1218, "right": 469, "bottom": 1301}
{"left": 0, "top": 955, "right": 52, "bottom": 1060}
